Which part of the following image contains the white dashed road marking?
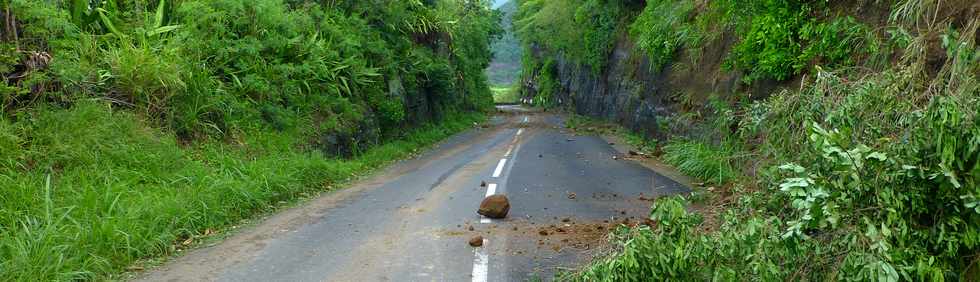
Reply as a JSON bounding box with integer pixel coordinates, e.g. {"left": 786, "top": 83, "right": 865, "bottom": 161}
{"left": 485, "top": 183, "right": 497, "bottom": 197}
{"left": 471, "top": 240, "right": 489, "bottom": 282}
{"left": 492, "top": 159, "right": 507, "bottom": 178}
{"left": 473, "top": 115, "right": 528, "bottom": 281}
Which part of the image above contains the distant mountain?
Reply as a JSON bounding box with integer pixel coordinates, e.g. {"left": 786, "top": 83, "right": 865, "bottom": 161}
{"left": 492, "top": 0, "right": 508, "bottom": 9}
{"left": 486, "top": 0, "right": 522, "bottom": 86}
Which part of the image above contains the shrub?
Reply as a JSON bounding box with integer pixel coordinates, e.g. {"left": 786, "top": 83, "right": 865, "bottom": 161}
{"left": 629, "top": 0, "right": 696, "bottom": 71}
{"left": 577, "top": 26, "right": 980, "bottom": 280}
{"left": 662, "top": 139, "right": 739, "bottom": 185}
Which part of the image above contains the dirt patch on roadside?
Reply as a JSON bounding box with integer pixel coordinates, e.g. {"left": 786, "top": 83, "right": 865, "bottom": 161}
{"left": 437, "top": 217, "right": 657, "bottom": 258}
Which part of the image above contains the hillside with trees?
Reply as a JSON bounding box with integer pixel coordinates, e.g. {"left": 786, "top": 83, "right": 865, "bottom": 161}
{"left": 487, "top": 0, "right": 521, "bottom": 87}
{"left": 0, "top": 0, "right": 499, "bottom": 280}
{"left": 514, "top": 0, "right": 979, "bottom": 280}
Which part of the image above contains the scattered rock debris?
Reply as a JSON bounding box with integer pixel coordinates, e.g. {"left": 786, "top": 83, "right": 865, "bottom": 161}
{"left": 478, "top": 195, "right": 511, "bottom": 218}
{"left": 567, "top": 192, "right": 577, "bottom": 200}
{"left": 480, "top": 181, "right": 487, "bottom": 187}
{"left": 469, "top": 236, "right": 484, "bottom": 247}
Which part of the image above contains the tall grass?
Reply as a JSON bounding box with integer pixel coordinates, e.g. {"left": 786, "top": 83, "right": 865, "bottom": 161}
{"left": 490, "top": 84, "right": 519, "bottom": 103}
{"left": 0, "top": 102, "right": 483, "bottom": 280}
{"left": 530, "top": 0, "right": 980, "bottom": 279}
{"left": 661, "top": 139, "right": 739, "bottom": 185}
{"left": 574, "top": 15, "right": 979, "bottom": 281}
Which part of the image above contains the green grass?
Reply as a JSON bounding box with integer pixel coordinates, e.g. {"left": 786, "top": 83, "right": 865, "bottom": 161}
{"left": 661, "top": 139, "right": 739, "bottom": 185}
{"left": 491, "top": 84, "right": 519, "bottom": 103}
{"left": 0, "top": 101, "right": 484, "bottom": 280}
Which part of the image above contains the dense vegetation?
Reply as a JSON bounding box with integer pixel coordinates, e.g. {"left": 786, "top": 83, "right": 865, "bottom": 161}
{"left": 0, "top": 0, "right": 499, "bottom": 280}
{"left": 516, "top": 0, "right": 979, "bottom": 280}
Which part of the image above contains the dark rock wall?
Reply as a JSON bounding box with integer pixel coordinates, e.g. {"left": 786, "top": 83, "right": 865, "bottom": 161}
{"left": 529, "top": 30, "right": 765, "bottom": 140}
{"left": 545, "top": 38, "right": 675, "bottom": 139}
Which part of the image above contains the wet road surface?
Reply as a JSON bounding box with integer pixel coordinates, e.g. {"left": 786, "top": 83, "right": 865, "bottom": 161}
{"left": 139, "top": 106, "right": 689, "bottom": 282}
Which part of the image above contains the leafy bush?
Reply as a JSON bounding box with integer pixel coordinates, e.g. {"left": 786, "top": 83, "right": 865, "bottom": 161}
{"left": 0, "top": 0, "right": 500, "bottom": 280}
{"left": 797, "top": 16, "right": 869, "bottom": 70}
{"left": 4, "top": 0, "right": 498, "bottom": 142}
{"left": 723, "top": 1, "right": 870, "bottom": 83}
{"left": 662, "top": 139, "right": 739, "bottom": 185}
{"left": 0, "top": 101, "right": 485, "bottom": 280}
{"left": 629, "top": 0, "right": 696, "bottom": 71}
{"left": 724, "top": 0, "right": 810, "bottom": 83}
{"left": 577, "top": 24, "right": 980, "bottom": 280}
{"left": 514, "top": 0, "right": 626, "bottom": 73}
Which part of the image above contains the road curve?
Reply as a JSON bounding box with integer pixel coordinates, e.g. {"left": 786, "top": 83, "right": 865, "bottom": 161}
{"left": 138, "top": 106, "right": 689, "bottom": 282}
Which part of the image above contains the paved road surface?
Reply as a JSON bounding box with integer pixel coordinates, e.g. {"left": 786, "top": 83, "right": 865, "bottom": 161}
{"left": 139, "top": 106, "right": 689, "bottom": 282}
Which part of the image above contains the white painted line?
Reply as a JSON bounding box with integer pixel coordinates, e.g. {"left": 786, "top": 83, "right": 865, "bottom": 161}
{"left": 516, "top": 128, "right": 524, "bottom": 136}
{"left": 523, "top": 116, "right": 529, "bottom": 123}
{"left": 492, "top": 159, "right": 507, "bottom": 178}
{"left": 505, "top": 145, "right": 514, "bottom": 156}
{"left": 485, "top": 183, "right": 497, "bottom": 197}
{"left": 471, "top": 239, "right": 489, "bottom": 282}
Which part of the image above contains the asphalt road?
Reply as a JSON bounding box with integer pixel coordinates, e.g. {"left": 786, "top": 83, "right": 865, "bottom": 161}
{"left": 139, "top": 106, "right": 689, "bottom": 282}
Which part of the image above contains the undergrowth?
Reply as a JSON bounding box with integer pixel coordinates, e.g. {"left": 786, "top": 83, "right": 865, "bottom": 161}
{"left": 575, "top": 15, "right": 980, "bottom": 282}
{"left": 515, "top": 0, "right": 980, "bottom": 280}
{"left": 0, "top": 102, "right": 483, "bottom": 280}
{"left": 0, "top": 0, "right": 499, "bottom": 280}
{"left": 662, "top": 139, "right": 738, "bottom": 185}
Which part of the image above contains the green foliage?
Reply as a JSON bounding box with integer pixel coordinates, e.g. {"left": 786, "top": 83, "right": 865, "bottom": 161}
{"left": 573, "top": 0, "right": 624, "bottom": 73}
{"left": 491, "top": 84, "right": 518, "bottom": 103}
{"left": 722, "top": 1, "right": 871, "bottom": 83}
{"left": 487, "top": 0, "right": 523, "bottom": 86}
{"left": 0, "top": 0, "right": 499, "bottom": 279}
{"left": 724, "top": 0, "right": 810, "bottom": 83}
{"left": 514, "top": 0, "right": 626, "bottom": 73}
{"left": 577, "top": 24, "right": 980, "bottom": 280}
{"left": 629, "top": 0, "right": 696, "bottom": 71}
{"left": 530, "top": 57, "right": 558, "bottom": 107}
{"left": 797, "top": 16, "right": 869, "bottom": 70}
{"left": 3, "top": 0, "right": 498, "bottom": 145}
{"left": 0, "top": 102, "right": 485, "bottom": 280}
{"left": 662, "top": 139, "right": 739, "bottom": 185}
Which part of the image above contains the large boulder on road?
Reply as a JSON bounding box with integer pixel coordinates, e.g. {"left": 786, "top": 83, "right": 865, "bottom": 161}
{"left": 478, "top": 195, "right": 510, "bottom": 218}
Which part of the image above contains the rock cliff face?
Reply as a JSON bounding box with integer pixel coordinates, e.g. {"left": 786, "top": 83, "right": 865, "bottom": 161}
{"left": 550, "top": 38, "right": 672, "bottom": 138}
{"left": 524, "top": 30, "right": 774, "bottom": 140}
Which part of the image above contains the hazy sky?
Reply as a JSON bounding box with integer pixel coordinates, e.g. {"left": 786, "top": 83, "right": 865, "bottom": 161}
{"left": 492, "top": 0, "right": 508, "bottom": 9}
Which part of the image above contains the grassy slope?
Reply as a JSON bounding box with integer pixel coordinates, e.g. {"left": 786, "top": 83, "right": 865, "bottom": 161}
{"left": 0, "top": 102, "right": 483, "bottom": 280}
{"left": 516, "top": 0, "right": 979, "bottom": 280}
{"left": 491, "top": 85, "right": 519, "bottom": 103}
{"left": 0, "top": 0, "right": 499, "bottom": 280}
